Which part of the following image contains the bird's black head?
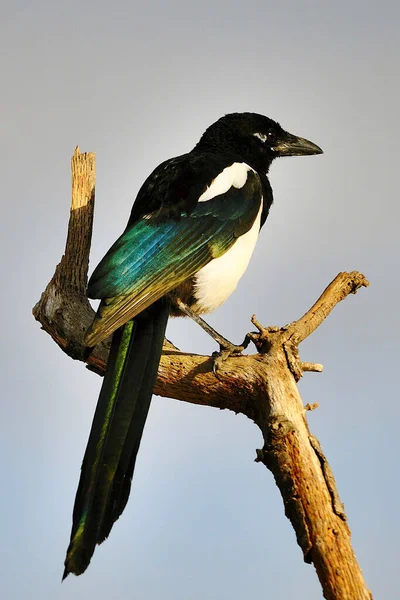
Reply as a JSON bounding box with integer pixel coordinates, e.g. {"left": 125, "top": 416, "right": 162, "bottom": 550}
{"left": 196, "top": 112, "right": 323, "bottom": 173}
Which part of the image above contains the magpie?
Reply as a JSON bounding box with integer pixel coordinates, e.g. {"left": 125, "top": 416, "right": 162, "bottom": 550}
{"left": 63, "top": 112, "right": 322, "bottom": 578}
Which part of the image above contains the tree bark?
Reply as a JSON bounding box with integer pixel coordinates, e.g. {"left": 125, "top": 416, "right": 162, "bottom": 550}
{"left": 33, "top": 148, "right": 372, "bottom": 600}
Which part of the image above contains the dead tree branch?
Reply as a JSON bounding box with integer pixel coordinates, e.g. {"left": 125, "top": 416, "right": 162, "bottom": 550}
{"left": 33, "top": 148, "right": 372, "bottom": 600}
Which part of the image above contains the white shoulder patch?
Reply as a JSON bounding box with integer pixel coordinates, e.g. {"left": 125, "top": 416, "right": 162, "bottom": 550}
{"left": 199, "top": 162, "right": 254, "bottom": 203}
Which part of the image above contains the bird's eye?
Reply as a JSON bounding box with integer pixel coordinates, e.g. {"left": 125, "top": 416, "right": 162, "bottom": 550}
{"left": 267, "top": 129, "right": 276, "bottom": 144}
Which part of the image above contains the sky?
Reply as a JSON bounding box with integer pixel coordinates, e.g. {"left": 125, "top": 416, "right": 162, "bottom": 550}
{"left": 1, "top": 1, "right": 399, "bottom": 598}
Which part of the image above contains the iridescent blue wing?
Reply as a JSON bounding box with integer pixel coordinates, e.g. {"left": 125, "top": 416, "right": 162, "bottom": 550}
{"left": 85, "top": 167, "right": 262, "bottom": 346}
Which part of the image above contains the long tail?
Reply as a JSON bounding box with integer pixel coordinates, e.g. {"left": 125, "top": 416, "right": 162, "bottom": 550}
{"left": 63, "top": 300, "right": 169, "bottom": 578}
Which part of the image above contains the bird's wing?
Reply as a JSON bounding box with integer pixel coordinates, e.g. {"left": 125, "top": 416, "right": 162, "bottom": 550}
{"left": 85, "top": 166, "right": 262, "bottom": 346}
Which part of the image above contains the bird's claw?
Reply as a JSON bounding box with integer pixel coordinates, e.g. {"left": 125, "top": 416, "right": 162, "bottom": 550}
{"left": 212, "top": 341, "right": 246, "bottom": 378}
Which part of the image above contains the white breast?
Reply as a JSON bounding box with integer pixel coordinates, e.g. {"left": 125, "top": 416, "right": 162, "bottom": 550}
{"left": 192, "top": 201, "right": 263, "bottom": 314}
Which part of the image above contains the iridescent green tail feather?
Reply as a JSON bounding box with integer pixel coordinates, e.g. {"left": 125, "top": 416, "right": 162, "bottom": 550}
{"left": 63, "top": 300, "right": 169, "bottom": 578}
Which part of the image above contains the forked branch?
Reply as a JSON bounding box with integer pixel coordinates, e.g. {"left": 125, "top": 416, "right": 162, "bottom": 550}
{"left": 32, "top": 148, "right": 372, "bottom": 600}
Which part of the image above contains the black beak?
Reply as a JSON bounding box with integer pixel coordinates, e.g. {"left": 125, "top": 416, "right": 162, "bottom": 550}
{"left": 275, "top": 132, "right": 323, "bottom": 157}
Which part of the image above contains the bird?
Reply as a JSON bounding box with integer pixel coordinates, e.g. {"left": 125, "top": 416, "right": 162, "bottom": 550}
{"left": 63, "top": 112, "right": 322, "bottom": 578}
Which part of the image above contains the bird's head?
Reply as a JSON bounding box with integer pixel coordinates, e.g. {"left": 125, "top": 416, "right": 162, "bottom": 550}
{"left": 197, "top": 112, "right": 323, "bottom": 173}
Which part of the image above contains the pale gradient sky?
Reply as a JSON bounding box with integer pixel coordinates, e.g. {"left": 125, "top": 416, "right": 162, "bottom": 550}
{"left": 1, "top": 1, "right": 399, "bottom": 598}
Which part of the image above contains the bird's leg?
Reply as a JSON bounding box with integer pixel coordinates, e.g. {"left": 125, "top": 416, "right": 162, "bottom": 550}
{"left": 174, "top": 298, "right": 250, "bottom": 374}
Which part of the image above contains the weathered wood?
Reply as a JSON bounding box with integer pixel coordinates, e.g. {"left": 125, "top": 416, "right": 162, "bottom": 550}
{"left": 32, "top": 148, "right": 372, "bottom": 599}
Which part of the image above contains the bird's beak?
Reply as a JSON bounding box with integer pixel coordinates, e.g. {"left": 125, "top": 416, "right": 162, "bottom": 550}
{"left": 274, "top": 132, "right": 323, "bottom": 157}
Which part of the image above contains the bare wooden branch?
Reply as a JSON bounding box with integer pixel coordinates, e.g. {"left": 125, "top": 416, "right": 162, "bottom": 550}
{"left": 33, "top": 149, "right": 373, "bottom": 599}
{"left": 286, "top": 271, "right": 369, "bottom": 345}
{"left": 33, "top": 147, "right": 97, "bottom": 362}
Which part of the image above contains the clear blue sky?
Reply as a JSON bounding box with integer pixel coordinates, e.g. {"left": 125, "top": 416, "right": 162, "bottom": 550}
{"left": 1, "top": 1, "right": 399, "bottom": 598}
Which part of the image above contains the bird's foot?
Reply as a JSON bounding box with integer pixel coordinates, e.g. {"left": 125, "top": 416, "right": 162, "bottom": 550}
{"left": 212, "top": 335, "right": 251, "bottom": 377}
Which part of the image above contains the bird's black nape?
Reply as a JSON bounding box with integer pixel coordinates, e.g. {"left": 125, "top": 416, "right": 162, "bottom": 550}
{"left": 195, "top": 112, "right": 322, "bottom": 173}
